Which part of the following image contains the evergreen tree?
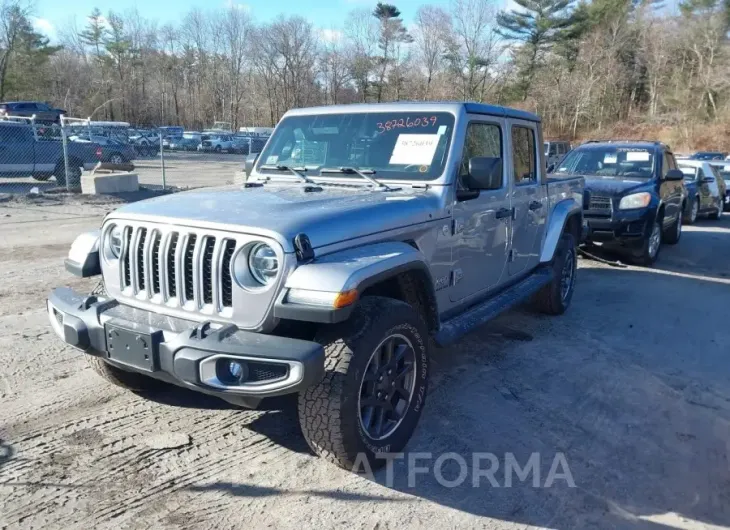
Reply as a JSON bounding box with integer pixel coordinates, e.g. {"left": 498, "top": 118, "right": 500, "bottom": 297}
{"left": 497, "top": 0, "right": 578, "bottom": 99}
{"left": 0, "top": 4, "right": 60, "bottom": 100}
{"left": 372, "top": 3, "right": 412, "bottom": 102}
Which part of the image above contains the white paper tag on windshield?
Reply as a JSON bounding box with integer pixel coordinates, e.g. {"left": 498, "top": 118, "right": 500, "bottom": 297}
{"left": 603, "top": 154, "right": 617, "bottom": 164}
{"left": 626, "top": 151, "right": 650, "bottom": 162}
{"left": 389, "top": 134, "right": 439, "bottom": 165}
{"left": 266, "top": 155, "right": 278, "bottom": 164}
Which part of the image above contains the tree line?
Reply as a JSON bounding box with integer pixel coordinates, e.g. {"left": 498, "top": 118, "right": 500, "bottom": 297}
{"left": 0, "top": 0, "right": 728, "bottom": 145}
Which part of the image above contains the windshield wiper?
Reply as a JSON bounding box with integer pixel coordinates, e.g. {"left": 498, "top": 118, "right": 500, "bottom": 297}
{"left": 258, "top": 164, "right": 313, "bottom": 184}
{"left": 320, "top": 167, "right": 392, "bottom": 190}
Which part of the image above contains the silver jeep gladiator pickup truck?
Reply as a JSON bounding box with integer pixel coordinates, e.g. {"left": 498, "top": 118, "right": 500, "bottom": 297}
{"left": 47, "top": 102, "right": 583, "bottom": 470}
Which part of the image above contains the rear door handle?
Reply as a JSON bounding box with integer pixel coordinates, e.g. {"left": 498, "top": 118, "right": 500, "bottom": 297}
{"left": 495, "top": 207, "right": 514, "bottom": 219}
{"left": 529, "top": 200, "right": 543, "bottom": 211}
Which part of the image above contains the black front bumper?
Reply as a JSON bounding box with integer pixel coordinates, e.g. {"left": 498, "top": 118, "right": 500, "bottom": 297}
{"left": 47, "top": 288, "right": 324, "bottom": 407}
{"left": 584, "top": 207, "right": 654, "bottom": 248}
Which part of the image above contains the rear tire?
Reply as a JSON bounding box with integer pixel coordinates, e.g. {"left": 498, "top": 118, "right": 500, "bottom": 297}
{"left": 685, "top": 198, "right": 699, "bottom": 224}
{"left": 708, "top": 201, "right": 721, "bottom": 220}
{"left": 298, "top": 296, "right": 429, "bottom": 471}
{"left": 664, "top": 211, "right": 682, "bottom": 245}
{"left": 532, "top": 233, "right": 577, "bottom": 315}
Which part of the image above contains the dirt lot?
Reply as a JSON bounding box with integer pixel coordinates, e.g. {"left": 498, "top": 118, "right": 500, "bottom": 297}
{"left": 0, "top": 195, "right": 729, "bottom": 530}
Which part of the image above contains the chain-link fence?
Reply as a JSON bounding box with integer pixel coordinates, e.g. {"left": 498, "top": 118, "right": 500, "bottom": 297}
{"left": 0, "top": 115, "right": 256, "bottom": 198}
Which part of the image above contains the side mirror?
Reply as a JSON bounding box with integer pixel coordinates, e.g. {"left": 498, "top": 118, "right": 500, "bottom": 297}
{"left": 665, "top": 169, "right": 684, "bottom": 181}
{"left": 547, "top": 163, "right": 556, "bottom": 173}
{"left": 244, "top": 153, "right": 259, "bottom": 177}
{"left": 465, "top": 157, "right": 502, "bottom": 190}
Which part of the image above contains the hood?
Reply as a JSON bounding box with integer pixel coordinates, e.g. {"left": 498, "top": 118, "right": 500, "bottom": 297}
{"left": 583, "top": 175, "right": 651, "bottom": 197}
{"left": 109, "top": 184, "right": 447, "bottom": 252}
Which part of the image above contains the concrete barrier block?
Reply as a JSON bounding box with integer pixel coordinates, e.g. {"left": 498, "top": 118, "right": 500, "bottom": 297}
{"left": 234, "top": 171, "right": 248, "bottom": 186}
{"left": 81, "top": 172, "right": 139, "bottom": 195}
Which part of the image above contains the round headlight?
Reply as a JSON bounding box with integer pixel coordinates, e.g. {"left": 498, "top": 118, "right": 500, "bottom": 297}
{"left": 248, "top": 243, "right": 278, "bottom": 285}
{"left": 108, "top": 225, "right": 123, "bottom": 258}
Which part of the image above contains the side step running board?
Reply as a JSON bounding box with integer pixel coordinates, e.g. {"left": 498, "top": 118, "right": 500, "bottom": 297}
{"left": 434, "top": 268, "right": 553, "bottom": 347}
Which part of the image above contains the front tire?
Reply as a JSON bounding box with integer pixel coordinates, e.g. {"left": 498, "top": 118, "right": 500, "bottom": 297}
{"left": 532, "top": 232, "right": 577, "bottom": 315}
{"left": 53, "top": 159, "right": 82, "bottom": 188}
{"left": 632, "top": 218, "right": 662, "bottom": 266}
{"left": 86, "top": 356, "right": 161, "bottom": 392}
{"left": 298, "top": 296, "right": 429, "bottom": 471}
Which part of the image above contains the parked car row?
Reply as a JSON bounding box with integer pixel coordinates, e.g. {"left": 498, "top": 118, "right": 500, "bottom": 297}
{"left": 165, "top": 131, "right": 268, "bottom": 155}
{"left": 0, "top": 120, "right": 114, "bottom": 186}
{"left": 551, "top": 139, "right": 725, "bottom": 266}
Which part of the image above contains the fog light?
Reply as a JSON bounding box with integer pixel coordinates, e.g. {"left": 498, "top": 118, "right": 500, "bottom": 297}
{"left": 227, "top": 360, "right": 248, "bottom": 383}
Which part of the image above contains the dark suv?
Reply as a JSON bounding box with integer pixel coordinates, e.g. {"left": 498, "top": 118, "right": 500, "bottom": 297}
{"left": 0, "top": 101, "right": 65, "bottom": 123}
{"left": 553, "top": 141, "right": 686, "bottom": 265}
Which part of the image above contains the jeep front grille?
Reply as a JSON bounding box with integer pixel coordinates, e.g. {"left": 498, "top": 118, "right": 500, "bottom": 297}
{"left": 120, "top": 225, "right": 236, "bottom": 313}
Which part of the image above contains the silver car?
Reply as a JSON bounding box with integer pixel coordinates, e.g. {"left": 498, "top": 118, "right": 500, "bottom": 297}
{"left": 545, "top": 140, "right": 571, "bottom": 170}
{"left": 678, "top": 160, "right": 726, "bottom": 222}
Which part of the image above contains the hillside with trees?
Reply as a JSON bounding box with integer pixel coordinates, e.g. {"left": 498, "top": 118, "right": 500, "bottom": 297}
{"left": 1, "top": 0, "right": 728, "bottom": 149}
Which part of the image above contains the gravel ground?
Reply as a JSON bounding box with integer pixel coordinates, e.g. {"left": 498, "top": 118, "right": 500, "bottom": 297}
{"left": 0, "top": 196, "right": 729, "bottom": 530}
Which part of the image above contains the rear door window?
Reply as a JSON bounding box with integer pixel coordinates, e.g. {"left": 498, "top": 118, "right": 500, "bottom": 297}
{"left": 512, "top": 126, "right": 537, "bottom": 184}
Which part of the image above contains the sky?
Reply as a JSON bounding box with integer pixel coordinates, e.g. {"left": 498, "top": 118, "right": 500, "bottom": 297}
{"left": 32, "top": 0, "right": 514, "bottom": 42}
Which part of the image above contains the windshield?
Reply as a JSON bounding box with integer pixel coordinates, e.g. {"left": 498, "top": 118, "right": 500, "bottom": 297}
{"left": 256, "top": 112, "right": 455, "bottom": 181}
{"left": 555, "top": 146, "right": 655, "bottom": 178}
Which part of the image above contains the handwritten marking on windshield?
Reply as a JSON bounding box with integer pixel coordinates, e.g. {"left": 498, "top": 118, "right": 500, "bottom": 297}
{"left": 377, "top": 116, "right": 438, "bottom": 133}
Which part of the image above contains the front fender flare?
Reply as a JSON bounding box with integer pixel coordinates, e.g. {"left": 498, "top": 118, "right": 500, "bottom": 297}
{"left": 275, "top": 241, "right": 435, "bottom": 323}
{"left": 540, "top": 198, "right": 582, "bottom": 263}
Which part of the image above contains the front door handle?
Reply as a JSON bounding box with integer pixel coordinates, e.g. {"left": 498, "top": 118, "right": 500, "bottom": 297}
{"left": 529, "top": 200, "right": 543, "bottom": 211}
{"left": 495, "top": 207, "right": 514, "bottom": 219}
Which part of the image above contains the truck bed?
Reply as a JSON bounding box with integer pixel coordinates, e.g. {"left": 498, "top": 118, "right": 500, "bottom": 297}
{"left": 547, "top": 174, "right": 584, "bottom": 211}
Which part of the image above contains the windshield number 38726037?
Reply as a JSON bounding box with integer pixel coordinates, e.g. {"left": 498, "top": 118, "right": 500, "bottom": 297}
{"left": 377, "top": 116, "right": 438, "bottom": 133}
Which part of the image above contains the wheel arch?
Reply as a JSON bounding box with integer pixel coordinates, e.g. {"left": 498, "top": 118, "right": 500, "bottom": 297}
{"left": 359, "top": 266, "right": 439, "bottom": 333}
{"left": 276, "top": 241, "right": 439, "bottom": 333}
{"left": 540, "top": 197, "right": 582, "bottom": 263}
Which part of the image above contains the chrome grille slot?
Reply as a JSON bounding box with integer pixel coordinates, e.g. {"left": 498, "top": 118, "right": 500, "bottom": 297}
{"left": 151, "top": 233, "right": 161, "bottom": 295}
{"left": 122, "top": 227, "right": 132, "bottom": 288}
{"left": 221, "top": 240, "right": 236, "bottom": 309}
{"left": 183, "top": 234, "right": 197, "bottom": 302}
{"left": 202, "top": 237, "right": 216, "bottom": 305}
{"left": 136, "top": 228, "right": 148, "bottom": 292}
{"left": 167, "top": 233, "right": 179, "bottom": 299}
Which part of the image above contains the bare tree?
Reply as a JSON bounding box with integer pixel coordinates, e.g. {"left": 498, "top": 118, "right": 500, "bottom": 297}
{"left": 447, "top": 0, "right": 500, "bottom": 101}
{"left": 344, "top": 9, "right": 378, "bottom": 102}
{"left": 413, "top": 5, "right": 452, "bottom": 100}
